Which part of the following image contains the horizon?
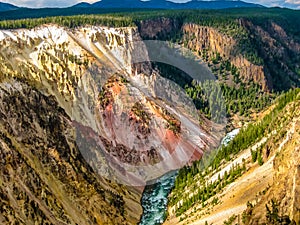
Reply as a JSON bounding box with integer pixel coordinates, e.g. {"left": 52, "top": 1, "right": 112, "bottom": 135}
{"left": 0, "top": 0, "right": 300, "bottom": 10}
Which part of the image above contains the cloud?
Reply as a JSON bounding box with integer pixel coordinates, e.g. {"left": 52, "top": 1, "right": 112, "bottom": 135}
{"left": 282, "top": 0, "right": 300, "bottom": 8}
{"left": 1, "top": 0, "right": 98, "bottom": 8}
{"left": 227, "top": 0, "right": 300, "bottom": 8}
{"left": 285, "top": 0, "right": 300, "bottom": 3}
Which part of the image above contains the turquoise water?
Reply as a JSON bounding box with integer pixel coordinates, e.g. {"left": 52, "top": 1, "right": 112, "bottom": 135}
{"left": 138, "top": 130, "right": 240, "bottom": 225}
{"left": 139, "top": 171, "right": 178, "bottom": 225}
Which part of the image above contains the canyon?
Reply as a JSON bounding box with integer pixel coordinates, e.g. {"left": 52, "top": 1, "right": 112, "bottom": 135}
{"left": 164, "top": 89, "right": 300, "bottom": 225}
{"left": 0, "top": 10, "right": 299, "bottom": 225}
{"left": 0, "top": 24, "right": 221, "bottom": 224}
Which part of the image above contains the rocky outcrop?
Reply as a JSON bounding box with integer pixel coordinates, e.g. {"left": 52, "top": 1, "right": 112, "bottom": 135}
{"left": 0, "top": 80, "right": 141, "bottom": 225}
{"left": 182, "top": 24, "right": 236, "bottom": 57}
{"left": 182, "top": 23, "right": 270, "bottom": 90}
{"left": 138, "top": 19, "right": 300, "bottom": 91}
{"left": 0, "top": 24, "right": 221, "bottom": 224}
{"left": 248, "top": 101, "right": 300, "bottom": 224}
{"left": 241, "top": 19, "right": 300, "bottom": 91}
{"left": 138, "top": 17, "right": 181, "bottom": 40}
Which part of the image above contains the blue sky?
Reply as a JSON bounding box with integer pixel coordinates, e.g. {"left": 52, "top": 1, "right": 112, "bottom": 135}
{"left": 1, "top": 0, "right": 300, "bottom": 9}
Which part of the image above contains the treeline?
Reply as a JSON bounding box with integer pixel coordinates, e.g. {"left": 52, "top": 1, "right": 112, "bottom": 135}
{"left": 1, "top": 8, "right": 299, "bottom": 39}
{"left": 0, "top": 14, "right": 134, "bottom": 29}
{"left": 185, "top": 80, "right": 226, "bottom": 123}
{"left": 134, "top": 10, "right": 257, "bottom": 62}
{"left": 0, "top": 7, "right": 151, "bottom": 21}
{"left": 210, "top": 88, "right": 299, "bottom": 170}
{"left": 130, "top": 8, "right": 300, "bottom": 37}
{"left": 177, "top": 87, "right": 299, "bottom": 183}
{"left": 1, "top": 9, "right": 237, "bottom": 30}
{"left": 221, "top": 83, "right": 273, "bottom": 116}
{"left": 173, "top": 162, "right": 246, "bottom": 217}
{"left": 0, "top": 8, "right": 299, "bottom": 69}
{"left": 154, "top": 60, "right": 274, "bottom": 122}
{"left": 131, "top": 8, "right": 300, "bottom": 65}
{"left": 170, "top": 88, "right": 300, "bottom": 215}
{"left": 186, "top": 81, "right": 273, "bottom": 119}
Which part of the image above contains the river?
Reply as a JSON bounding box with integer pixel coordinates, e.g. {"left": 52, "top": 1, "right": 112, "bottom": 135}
{"left": 139, "top": 128, "right": 240, "bottom": 225}
{"left": 139, "top": 170, "right": 178, "bottom": 225}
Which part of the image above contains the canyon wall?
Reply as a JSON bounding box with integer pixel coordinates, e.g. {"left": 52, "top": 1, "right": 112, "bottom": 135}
{"left": 182, "top": 23, "right": 269, "bottom": 90}
{"left": 138, "top": 18, "right": 300, "bottom": 91}
{"left": 0, "top": 24, "right": 220, "bottom": 224}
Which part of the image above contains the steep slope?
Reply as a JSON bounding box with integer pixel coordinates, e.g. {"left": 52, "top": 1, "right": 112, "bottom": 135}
{"left": 1, "top": 10, "right": 299, "bottom": 92}
{"left": 0, "top": 2, "right": 18, "bottom": 12}
{"left": 0, "top": 79, "right": 140, "bottom": 225}
{"left": 0, "top": 24, "right": 220, "bottom": 184}
{"left": 136, "top": 11, "right": 300, "bottom": 129}
{"left": 138, "top": 11, "right": 300, "bottom": 92}
{"left": 0, "top": 24, "right": 220, "bottom": 224}
{"left": 0, "top": 10, "right": 299, "bottom": 225}
{"left": 165, "top": 89, "right": 300, "bottom": 225}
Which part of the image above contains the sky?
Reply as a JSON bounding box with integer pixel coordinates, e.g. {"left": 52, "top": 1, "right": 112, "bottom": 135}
{"left": 1, "top": 0, "right": 300, "bottom": 9}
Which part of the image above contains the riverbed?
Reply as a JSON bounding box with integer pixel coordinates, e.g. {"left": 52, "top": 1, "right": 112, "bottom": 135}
{"left": 139, "top": 171, "right": 178, "bottom": 225}
{"left": 139, "top": 128, "right": 240, "bottom": 225}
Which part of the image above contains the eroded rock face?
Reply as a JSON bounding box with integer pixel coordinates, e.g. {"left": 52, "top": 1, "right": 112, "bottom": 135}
{"left": 182, "top": 24, "right": 270, "bottom": 90}
{"left": 240, "top": 19, "right": 300, "bottom": 91}
{"left": 138, "top": 17, "right": 181, "bottom": 40}
{"left": 0, "top": 24, "right": 221, "bottom": 224}
{"left": 138, "top": 19, "right": 300, "bottom": 92}
{"left": 0, "top": 80, "right": 141, "bottom": 225}
{"left": 248, "top": 100, "right": 300, "bottom": 225}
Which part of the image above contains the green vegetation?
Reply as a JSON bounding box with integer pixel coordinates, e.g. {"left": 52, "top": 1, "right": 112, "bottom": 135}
{"left": 185, "top": 80, "right": 226, "bottom": 123}
{"left": 154, "top": 60, "right": 274, "bottom": 124}
{"left": 162, "top": 108, "right": 181, "bottom": 134}
{"left": 185, "top": 81, "right": 274, "bottom": 120}
{"left": 223, "top": 214, "right": 237, "bottom": 225}
{"left": 0, "top": 14, "right": 134, "bottom": 29}
{"left": 251, "top": 149, "right": 258, "bottom": 162}
{"left": 257, "top": 150, "right": 264, "bottom": 166}
{"left": 155, "top": 60, "right": 274, "bottom": 122}
{"left": 170, "top": 88, "right": 300, "bottom": 216}
{"left": 166, "top": 119, "right": 181, "bottom": 134}
{"left": 242, "top": 198, "right": 297, "bottom": 225}
{"left": 265, "top": 199, "right": 296, "bottom": 225}
{"left": 68, "top": 54, "right": 89, "bottom": 67}
{"left": 221, "top": 83, "right": 274, "bottom": 116}
{"left": 0, "top": 7, "right": 299, "bottom": 224}
{"left": 241, "top": 201, "right": 254, "bottom": 224}
{"left": 0, "top": 8, "right": 299, "bottom": 91}
{"left": 131, "top": 102, "right": 151, "bottom": 126}
{"left": 0, "top": 7, "right": 155, "bottom": 21}
{"left": 0, "top": 8, "right": 299, "bottom": 60}
{"left": 209, "top": 88, "right": 299, "bottom": 170}
{"left": 172, "top": 162, "right": 245, "bottom": 217}
{"left": 251, "top": 145, "right": 264, "bottom": 165}
{"left": 98, "top": 87, "right": 113, "bottom": 109}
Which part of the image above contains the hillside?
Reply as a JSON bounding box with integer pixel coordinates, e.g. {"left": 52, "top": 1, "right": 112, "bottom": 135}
{"left": 3, "top": 8, "right": 298, "bottom": 92}
{"left": 134, "top": 8, "right": 300, "bottom": 127}
{"left": 0, "top": 2, "right": 18, "bottom": 12}
{"left": 0, "top": 9, "right": 299, "bottom": 225}
{"left": 1, "top": 9, "right": 299, "bottom": 120}
{"left": 80, "top": 0, "right": 263, "bottom": 9}
{"left": 165, "top": 89, "right": 300, "bottom": 225}
{"left": 135, "top": 9, "right": 300, "bottom": 92}
{"left": 0, "top": 21, "right": 221, "bottom": 224}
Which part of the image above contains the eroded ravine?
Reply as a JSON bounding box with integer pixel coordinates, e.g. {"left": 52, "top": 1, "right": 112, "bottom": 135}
{"left": 0, "top": 24, "right": 221, "bottom": 224}
{"left": 139, "top": 130, "right": 239, "bottom": 225}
